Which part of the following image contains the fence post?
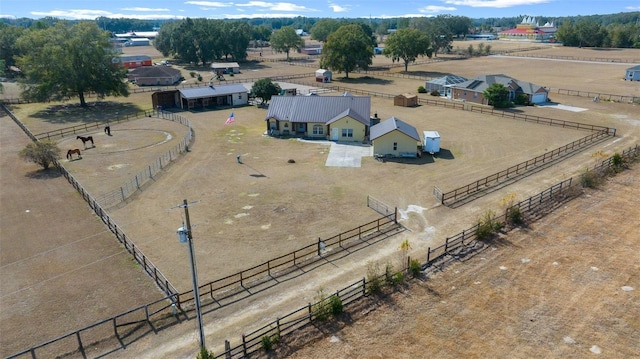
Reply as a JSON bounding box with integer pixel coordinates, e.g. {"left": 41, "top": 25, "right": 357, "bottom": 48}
{"left": 362, "top": 277, "right": 366, "bottom": 296}
{"left": 426, "top": 247, "right": 431, "bottom": 264}
{"left": 121, "top": 187, "right": 125, "bottom": 202}
{"left": 242, "top": 334, "right": 247, "bottom": 356}
{"left": 277, "top": 317, "right": 281, "bottom": 337}
{"left": 76, "top": 331, "right": 84, "bottom": 355}
{"left": 225, "top": 340, "right": 231, "bottom": 359}
{"left": 308, "top": 303, "right": 313, "bottom": 321}
{"left": 394, "top": 207, "right": 398, "bottom": 224}
{"left": 317, "top": 237, "right": 321, "bottom": 256}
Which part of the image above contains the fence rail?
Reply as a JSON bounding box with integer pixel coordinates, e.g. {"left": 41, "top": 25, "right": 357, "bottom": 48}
{"left": 553, "top": 88, "right": 639, "bottom": 104}
{"left": 438, "top": 130, "right": 612, "bottom": 206}
{"left": 426, "top": 144, "right": 640, "bottom": 267}
{"left": 367, "top": 195, "right": 394, "bottom": 216}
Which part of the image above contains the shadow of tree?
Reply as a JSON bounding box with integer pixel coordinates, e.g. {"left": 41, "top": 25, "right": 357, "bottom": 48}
{"left": 338, "top": 76, "right": 393, "bottom": 85}
{"left": 25, "top": 168, "right": 62, "bottom": 179}
{"left": 31, "top": 101, "right": 141, "bottom": 125}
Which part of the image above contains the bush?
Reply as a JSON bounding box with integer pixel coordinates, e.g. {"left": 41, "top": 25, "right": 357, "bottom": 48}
{"left": 329, "top": 294, "right": 343, "bottom": 315}
{"left": 409, "top": 259, "right": 422, "bottom": 277}
{"left": 506, "top": 206, "right": 524, "bottom": 226}
{"left": 476, "top": 210, "right": 501, "bottom": 241}
{"left": 366, "top": 261, "right": 383, "bottom": 294}
{"left": 261, "top": 335, "right": 274, "bottom": 352}
{"left": 312, "top": 288, "right": 331, "bottom": 321}
{"left": 417, "top": 86, "right": 427, "bottom": 93}
{"left": 390, "top": 271, "right": 405, "bottom": 286}
{"left": 19, "top": 140, "right": 61, "bottom": 170}
{"left": 580, "top": 169, "right": 602, "bottom": 188}
{"left": 430, "top": 90, "right": 440, "bottom": 96}
{"left": 190, "top": 71, "right": 196, "bottom": 78}
{"left": 196, "top": 347, "right": 214, "bottom": 359}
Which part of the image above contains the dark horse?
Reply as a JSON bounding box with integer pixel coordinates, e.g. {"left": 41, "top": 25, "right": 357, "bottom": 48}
{"left": 76, "top": 135, "right": 94, "bottom": 149}
{"left": 66, "top": 149, "right": 82, "bottom": 160}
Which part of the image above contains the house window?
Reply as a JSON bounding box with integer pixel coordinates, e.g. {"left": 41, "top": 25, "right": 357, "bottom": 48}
{"left": 473, "top": 92, "right": 478, "bottom": 99}
{"left": 313, "top": 125, "right": 324, "bottom": 135}
{"left": 463, "top": 91, "right": 467, "bottom": 96}
{"left": 342, "top": 128, "right": 353, "bottom": 138}
{"left": 238, "top": 94, "right": 242, "bottom": 99}
{"left": 393, "top": 142, "right": 398, "bottom": 150}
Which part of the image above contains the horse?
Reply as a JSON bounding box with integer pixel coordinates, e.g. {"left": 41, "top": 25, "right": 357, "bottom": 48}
{"left": 76, "top": 135, "right": 94, "bottom": 149}
{"left": 66, "top": 149, "right": 82, "bottom": 160}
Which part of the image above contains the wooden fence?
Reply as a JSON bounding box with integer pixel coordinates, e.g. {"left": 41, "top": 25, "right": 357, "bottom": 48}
{"left": 93, "top": 111, "right": 193, "bottom": 208}
{"left": 553, "top": 88, "right": 639, "bottom": 104}
{"left": 33, "top": 109, "right": 154, "bottom": 141}
{"left": 438, "top": 130, "right": 613, "bottom": 206}
{"left": 426, "top": 144, "right": 639, "bottom": 267}
{"left": 366, "top": 195, "right": 394, "bottom": 217}
{"left": 5, "top": 210, "right": 400, "bottom": 359}
{"left": 500, "top": 52, "right": 640, "bottom": 64}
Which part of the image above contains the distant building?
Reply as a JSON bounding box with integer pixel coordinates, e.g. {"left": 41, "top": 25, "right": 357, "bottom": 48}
{"left": 116, "top": 55, "right": 153, "bottom": 69}
{"left": 128, "top": 66, "right": 182, "bottom": 86}
{"left": 624, "top": 65, "right": 640, "bottom": 81}
{"left": 450, "top": 74, "right": 548, "bottom": 105}
{"left": 499, "top": 16, "right": 557, "bottom": 42}
{"left": 210, "top": 62, "right": 240, "bottom": 74}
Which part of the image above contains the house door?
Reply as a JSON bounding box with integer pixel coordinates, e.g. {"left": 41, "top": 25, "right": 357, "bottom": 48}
{"left": 331, "top": 127, "right": 339, "bottom": 141}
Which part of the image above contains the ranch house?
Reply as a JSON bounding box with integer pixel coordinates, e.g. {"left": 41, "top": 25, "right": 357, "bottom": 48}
{"left": 128, "top": 66, "right": 182, "bottom": 86}
{"left": 450, "top": 74, "right": 548, "bottom": 105}
{"left": 370, "top": 117, "right": 421, "bottom": 158}
{"left": 265, "top": 95, "right": 371, "bottom": 142}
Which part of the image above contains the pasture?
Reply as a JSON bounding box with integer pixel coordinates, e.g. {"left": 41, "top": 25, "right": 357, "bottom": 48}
{"left": 1, "top": 41, "right": 639, "bottom": 357}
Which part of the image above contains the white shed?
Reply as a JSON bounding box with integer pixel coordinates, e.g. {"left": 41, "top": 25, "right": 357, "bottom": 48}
{"left": 315, "top": 69, "right": 332, "bottom": 83}
{"left": 423, "top": 131, "right": 441, "bottom": 154}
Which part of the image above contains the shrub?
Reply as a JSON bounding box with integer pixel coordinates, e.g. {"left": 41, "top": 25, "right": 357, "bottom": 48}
{"left": 19, "top": 140, "right": 61, "bottom": 170}
{"left": 430, "top": 90, "right": 440, "bottom": 96}
{"left": 329, "top": 294, "right": 343, "bottom": 315}
{"left": 506, "top": 206, "right": 524, "bottom": 226}
{"left": 476, "top": 209, "right": 501, "bottom": 241}
{"left": 611, "top": 152, "right": 626, "bottom": 172}
{"left": 190, "top": 71, "right": 196, "bottom": 78}
{"left": 390, "top": 271, "right": 405, "bottom": 286}
{"left": 196, "top": 347, "right": 214, "bottom": 359}
{"left": 515, "top": 93, "right": 530, "bottom": 105}
{"left": 409, "top": 259, "right": 422, "bottom": 277}
{"left": 312, "top": 288, "right": 331, "bottom": 321}
{"left": 261, "top": 335, "right": 274, "bottom": 352}
{"left": 366, "top": 261, "right": 383, "bottom": 294}
{"left": 417, "top": 86, "right": 427, "bottom": 93}
{"left": 580, "top": 169, "right": 602, "bottom": 188}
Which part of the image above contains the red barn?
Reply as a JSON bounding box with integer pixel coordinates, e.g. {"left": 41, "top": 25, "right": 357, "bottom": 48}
{"left": 116, "top": 55, "right": 153, "bottom": 69}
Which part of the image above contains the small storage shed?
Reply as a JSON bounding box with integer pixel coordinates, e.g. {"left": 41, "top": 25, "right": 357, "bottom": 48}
{"left": 394, "top": 93, "right": 418, "bottom": 107}
{"left": 210, "top": 62, "right": 240, "bottom": 74}
{"left": 422, "top": 131, "right": 441, "bottom": 154}
{"left": 315, "top": 69, "right": 332, "bottom": 83}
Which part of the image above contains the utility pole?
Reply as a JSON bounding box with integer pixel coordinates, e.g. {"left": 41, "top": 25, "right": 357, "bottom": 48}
{"left": 176, "top": 199, "right": 205, "bottom": 351}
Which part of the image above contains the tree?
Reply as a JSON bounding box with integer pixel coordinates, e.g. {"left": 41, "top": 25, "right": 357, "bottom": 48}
{"left": 16, "top": 21, "right": 128, "bottom": 107}
{"left": 251, "top": 78, "right": 281, "bottom": 105}
{"left": 383, "top": 28, "right": 432, "bottom": 72}
{"left": 483, "top": 83, "right": 511, "bottom": 108}
{"left": 310, "top": 19, "right": 341, "bottom": 43}
{"left": 320, "top": 24, "right": 373, "bottom": 79}
{"left": 270, "top": 26, "right": 304, "bottom": 60}
{"left": 0, "top": 23, "right": 26, "bottom": 70}
{"left": 19, "top": 140, "right": 61, "bottom": 170}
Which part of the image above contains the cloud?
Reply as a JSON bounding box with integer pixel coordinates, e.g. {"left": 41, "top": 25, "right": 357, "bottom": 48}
{"left": 120, "top": 7, "right": 170, "bottom": 12}
{"left": 30, "top": 9, "right": 183, "bottom": 20}
{"left": 215, "top": 12, "right": 308, "bottom": 19}
{"left": 419, "top": 5, "right": 457, "bottom": 13}
{"left": 184, "top": 1, "right": 232, "bottom": 7}
{"left": 625, "top": 5, "right": 640, "bottom": 10}
{"left": 374, "top": 13, "right": 434, "bottom": 19}
{"left": 235, "top": 1, "right": 315, "bottom": 12}
{"left": 442, "top": 0, "right": 551, "bottom": 8}
{"left": 329, "top": 2, "right": 350, "bottom": 13}
{"left": 0, "top": 15, "right": 17, "bottom": 19}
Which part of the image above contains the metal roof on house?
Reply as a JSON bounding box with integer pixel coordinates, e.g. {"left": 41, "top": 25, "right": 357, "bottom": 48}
{"left": 179, "top": 84, "right": 248, "bottom": 99}
{"left": 210, "top": 62, "right": 240, "bottom": 69}
{"left": 370, "top": 117, "right": 420, "bottom": 142}
{"left": 452, "top": 74, "right": 546, "bottom": 95}
{"left": 129, "top": 66, "right": 181, "bottom": 77}
{"left": 627, "top": 65, "right": 640, "bottom": 71}
{"left": 266, "top": 96, "right": 371, "bottom": 125}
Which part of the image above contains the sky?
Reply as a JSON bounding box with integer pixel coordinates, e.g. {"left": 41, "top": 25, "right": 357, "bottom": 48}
{"left": 1, "top": 0, "right": 639, "bottom": 21}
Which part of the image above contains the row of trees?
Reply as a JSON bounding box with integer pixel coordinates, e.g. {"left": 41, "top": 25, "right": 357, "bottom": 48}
{"left": 556, "top": 19, "right": 640, "bottom": 48}
{"left": 154, "top": 19, "right": 252, "bottom": 65}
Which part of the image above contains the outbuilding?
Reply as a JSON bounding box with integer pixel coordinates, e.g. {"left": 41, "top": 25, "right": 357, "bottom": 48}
{"left": 178, "top": 84, "right": 248, "bottom": 110}
{"left": 117, "top": 55, "right": 152, "bottom": 69}
{"left": 625, "top": 65, "right": 640, "bottom": 81}
{"left": 394, "top": 93, "right": 418, "bottom": 107}
{"left": 370, "top": 117, "right": 421, "bottom": 158}
{"left": 422, "top": 131, "right": 441, "bottom": 154}
{"left": 315, "top": 69, "right": 332, "bottom": 83}
{"left": 128, "top": 66, "right": 182, "bottom": 86}
{"left": 210, "top": 62, "right": 240, "bottom": 74}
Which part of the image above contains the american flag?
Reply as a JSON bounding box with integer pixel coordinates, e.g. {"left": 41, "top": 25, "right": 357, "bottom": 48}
{"left": 224, "top": 112, "right": 235, "bottom": 125}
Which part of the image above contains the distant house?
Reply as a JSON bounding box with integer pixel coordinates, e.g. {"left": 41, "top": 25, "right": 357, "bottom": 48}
{"left": 450, "top": 74, "right": 548, "bottom": 105}
{"left": 265, "top": 95, "right": 371, "bottom": 142}
{"left": 300, "top": 47, "right": 322, "bottom": 55}
{"left": 210, "top": 62, "right": 240, "bottom": 74}
{"left": 178, "top": 84, "right": 248, "bottom": 110}
{"left": 117, "top": 55, "right": 153, "bottom": 69}
{"left": 128, "top": 66, "right": 182, "bottom": 86}
{"left": 370, "top": 117, "right": 421, "bottom": 158}
{"left": 625, "top": 65, "right": 640, "bottom": 81}
{"left": 425, "top": 75, "right": 468, "bottom": 98}
{"left": 124, "top": 38, "right": 150, "bottom": 47}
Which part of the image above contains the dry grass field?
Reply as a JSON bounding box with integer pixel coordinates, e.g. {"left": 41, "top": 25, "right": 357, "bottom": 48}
{"left": 1, "top": 40, "right": 639, "bottom": 358}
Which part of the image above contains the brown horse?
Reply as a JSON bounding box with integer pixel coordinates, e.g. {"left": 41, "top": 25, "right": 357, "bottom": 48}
{"left": 66, "top": 149, "right": 82, "bottom": 160}
{"left": 77, "top": 135, "right": 94, "bottom": 149}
